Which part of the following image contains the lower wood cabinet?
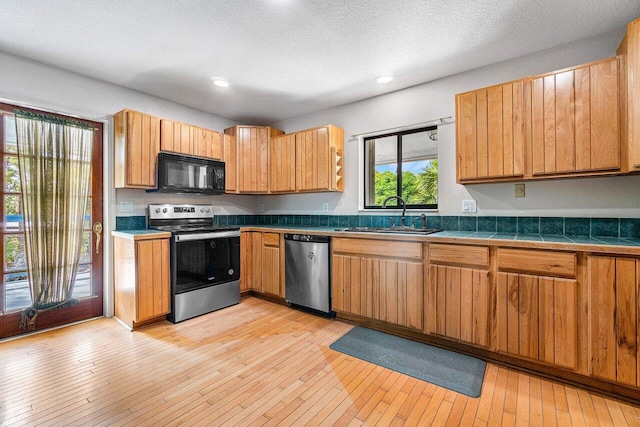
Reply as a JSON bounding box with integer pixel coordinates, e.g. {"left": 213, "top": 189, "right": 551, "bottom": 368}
{"left": 495, "top": 248, "right": 578, "bottom": 370}
{"left": 427, "top": 244, "right": 490, "bottom": 348}
{"left": 332, "top": 238, "right": 423, "bottom": 331}
{"left": 261, "top": 233, "right": 282, "bottom": 297}
{"left": 240, "top": 231, "right": 283, "bottom": 297}
{"left": 113, "top": 232, "right": 171, "bottom": 330}
{"left": 589, "top": 255, "right": 640, "bottom": 387}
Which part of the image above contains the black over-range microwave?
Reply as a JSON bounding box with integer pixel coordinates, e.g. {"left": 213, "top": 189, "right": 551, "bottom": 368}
{"left": 149, "top": 152, "right": 226, "bottom": 194}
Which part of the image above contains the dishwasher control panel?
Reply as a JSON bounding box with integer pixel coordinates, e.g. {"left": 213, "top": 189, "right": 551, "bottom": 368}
{"left": 284, "top": 234, "right": 331, "bottom": 243}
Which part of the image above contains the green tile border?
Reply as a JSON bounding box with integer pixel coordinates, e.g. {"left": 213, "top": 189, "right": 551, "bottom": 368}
{"left": 114, "top": 214, "right": 640, "bottom": 239}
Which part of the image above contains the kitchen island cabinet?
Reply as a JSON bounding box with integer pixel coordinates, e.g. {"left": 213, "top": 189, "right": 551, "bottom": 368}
{"left": 112, "top": 231, "right": 171, "bottom": 330}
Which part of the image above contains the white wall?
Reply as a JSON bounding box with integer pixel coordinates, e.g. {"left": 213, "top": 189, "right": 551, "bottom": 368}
{"left": 267, "top": 28, "right": 640, "bottom": 218}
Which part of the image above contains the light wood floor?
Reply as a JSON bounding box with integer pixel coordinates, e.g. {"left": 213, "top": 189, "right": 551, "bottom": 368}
{"left": 1, "top": 297, "right": 639, "bottom": 426}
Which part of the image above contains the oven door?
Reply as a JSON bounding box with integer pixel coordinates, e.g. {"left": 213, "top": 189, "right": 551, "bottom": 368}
{"left": 174, "top": 235, "right": 240, "bottom": 294}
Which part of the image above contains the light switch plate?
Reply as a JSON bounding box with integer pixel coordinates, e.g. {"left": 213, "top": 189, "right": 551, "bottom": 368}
{"left": 259, "top": 203, "right": 264, "bottom": 213}
{"left": 515, "top": 183, "right": 526, "bottom": 198}
{"left": 120, "top": 201, "right": 133, "bottom": 213}
{"left": 322, "top": 203, "right": 329, "bottom": 212}
{"left": 462, "top": 199, "right": 477, "bottom": 213}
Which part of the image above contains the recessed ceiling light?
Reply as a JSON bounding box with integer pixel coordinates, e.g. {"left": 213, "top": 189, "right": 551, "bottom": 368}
{"left": 212, "top": 79, "right": 229, "bottom": 88}
{"left": 375, "top": 75, "right": 394, "bottom": 84}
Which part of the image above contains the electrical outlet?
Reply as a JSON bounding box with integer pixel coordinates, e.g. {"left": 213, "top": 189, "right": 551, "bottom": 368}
{"left": 120, "top": 202, "right": 133, "bottom": 213}
{"left": 322, "top": 203, "right": 329, "bottom": 212}
{"left": 515, "top": 183, "right": 525, "bottom": 198}
{"left": 259, "top": 203, "right": 264, "bottom": 213}
{"left": 462, "top": 199, "right": 477, "bottom": 213}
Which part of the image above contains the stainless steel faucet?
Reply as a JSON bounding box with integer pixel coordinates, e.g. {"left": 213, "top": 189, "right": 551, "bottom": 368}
{"left": 382, "top": 195, "right": 407, "bottom": 227}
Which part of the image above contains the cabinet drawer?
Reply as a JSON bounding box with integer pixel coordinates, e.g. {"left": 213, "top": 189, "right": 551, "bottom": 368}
{"left": 498, "top": 248, "right": 576, "bottom": 278}
{"left": 332, "top": 238, "right": 422, "bottom": 261}
{"left": 429, "top": 244, "right": 489, "bottom": 268}
{"left": 263, "top": 233, "right": 280, "bottom": 247}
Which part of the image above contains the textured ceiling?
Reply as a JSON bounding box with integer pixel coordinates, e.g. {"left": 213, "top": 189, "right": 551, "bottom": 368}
{"left": 1, "top": 0, "right": 639, "bottom": 124}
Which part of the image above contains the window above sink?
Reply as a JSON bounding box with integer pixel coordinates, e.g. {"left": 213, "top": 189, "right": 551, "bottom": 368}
{"left": 362, "top": 126, "right": 438, "bottom": 211}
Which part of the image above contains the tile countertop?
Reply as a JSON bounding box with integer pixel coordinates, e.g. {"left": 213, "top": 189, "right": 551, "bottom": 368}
{"left": 111, "top": 229, "right": 171, "bottom": 240}
{"left": 240, "top": 226, "right": 640, "bottom": 255}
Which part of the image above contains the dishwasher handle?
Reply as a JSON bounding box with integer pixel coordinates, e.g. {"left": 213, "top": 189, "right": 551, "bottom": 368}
{"left": 284, "top": 234, "right": 331, "bottom": 243}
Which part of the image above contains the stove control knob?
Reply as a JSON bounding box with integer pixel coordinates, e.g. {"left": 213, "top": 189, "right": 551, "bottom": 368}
{"left": 162, "top": 208, "right": 168, "bottom": 213}
{"left": 200, "top": 208, "right": 204, "bottom": 213}
{"left": 206, "top": 209, "right": 211, "bottom": 213}
{"left": 155, "top": 208, "right": 160, "bottom": 213}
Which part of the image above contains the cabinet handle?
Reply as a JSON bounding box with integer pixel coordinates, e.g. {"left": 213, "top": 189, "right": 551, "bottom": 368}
{"left": 92, "top": 221, "right": 103, "bottom": 254}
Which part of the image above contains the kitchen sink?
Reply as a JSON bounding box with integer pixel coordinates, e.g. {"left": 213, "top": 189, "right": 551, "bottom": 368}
{"left": 335, "top": 227, "right": 442, "bottom": 235}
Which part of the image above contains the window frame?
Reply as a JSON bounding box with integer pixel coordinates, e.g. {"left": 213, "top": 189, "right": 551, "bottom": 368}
{"left": 362, "top": 125, "right": 438, "bottom": 211}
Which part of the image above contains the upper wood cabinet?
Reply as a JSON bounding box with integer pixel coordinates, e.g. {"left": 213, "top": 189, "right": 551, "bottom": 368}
{"left": 618, "top": 17, "right": 640, "bottom": 171}
{"left": 456, "top": 81, "right": 526, "bottom": 182}
{"left": 223, "top": 133, "right": 237, "bottom": 193}
{"left": 531, "top": 57, "right": 621, "bottom": 176}
{"left": 295, "top": 125, "right": 344, "bottom": 192}
{"left": 224, "top": 125, "right": 284, "bottom": 193}
{"left": 269, "top": 133, "right": 296, "bottom": 193}
{"left": 456, "top": 56, "right": 624, "bottom": 183}
{"left": 160, "top": 119, "right": 223, "bottom": 160}
{"left": 114, "top": 109, "right": 160, "bottom": 189}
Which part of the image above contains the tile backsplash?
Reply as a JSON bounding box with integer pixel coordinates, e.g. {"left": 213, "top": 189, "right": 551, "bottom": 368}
{"left": 115, "top": 214, "right": 640, "bottom": 238}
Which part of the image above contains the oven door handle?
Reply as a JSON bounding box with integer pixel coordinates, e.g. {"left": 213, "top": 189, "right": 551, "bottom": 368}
{"left": 174, "top": 230, "right": 240, "bottom": 241}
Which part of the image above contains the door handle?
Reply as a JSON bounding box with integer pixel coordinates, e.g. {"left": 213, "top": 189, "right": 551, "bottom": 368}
{"left": 92, "top": 221, "right": 103, "bottom": 254}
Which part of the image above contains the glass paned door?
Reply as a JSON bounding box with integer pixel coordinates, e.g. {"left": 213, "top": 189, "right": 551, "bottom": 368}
{"left": 0, "top": 103, "right": 103, "bottom": 338}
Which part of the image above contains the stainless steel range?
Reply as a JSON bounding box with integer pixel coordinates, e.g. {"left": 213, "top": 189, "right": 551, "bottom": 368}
{"left": 148, "top": 203, "right": 240, "bottom": 323}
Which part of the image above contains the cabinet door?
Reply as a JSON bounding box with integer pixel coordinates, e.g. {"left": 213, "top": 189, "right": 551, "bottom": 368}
{"left": 625, "top": 19, "right": 640, "bottom": 170}
{"left": 589, "top": 256, "right": 639, "bottom": 386}
{"left": 531, "top": 58, "right": 620, "bottom": 175}
{"left": 136, "top": 238, "right": 170, "bottom": 322}
{"left": 117, "top": 110, "right": 160, "bottom": 188}
{"left": 160, "top": 119, "right": 193, "bottom": 155}
{"left": 296, "top": 127, "right": 330, "bottom": 191}
{"left": 456, "top": 81, "right": 525, "bottom": 182}
{"left": 429, "top": 265, "right": 489, "bottom": 348}
{"left": 496, "top": 272, "right": 577, "bottom": 369}
{"left": 208, "top": 130, "right": 223, "bottom": 160}
{"left": 237, "top": 127, "right": 269, "bottom": 193}
{"left": 332, "top": 238, "right": 423, "bottom": 331}
{"left": 240, "top": 232, "right": 263, "bottom": 292}
{"left": 223, "top": 133, "right": 237, "bottom": 192}
{"left": 262, "top": 233, "right": 281, "bottom": 296}
{"left": 269, "top": 134, "right": 296, "bottom": 193}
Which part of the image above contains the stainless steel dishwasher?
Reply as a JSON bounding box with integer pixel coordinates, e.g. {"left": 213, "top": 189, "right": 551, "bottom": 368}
{"left": 284, "top": 233, "right": 331, "bottom": 314}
